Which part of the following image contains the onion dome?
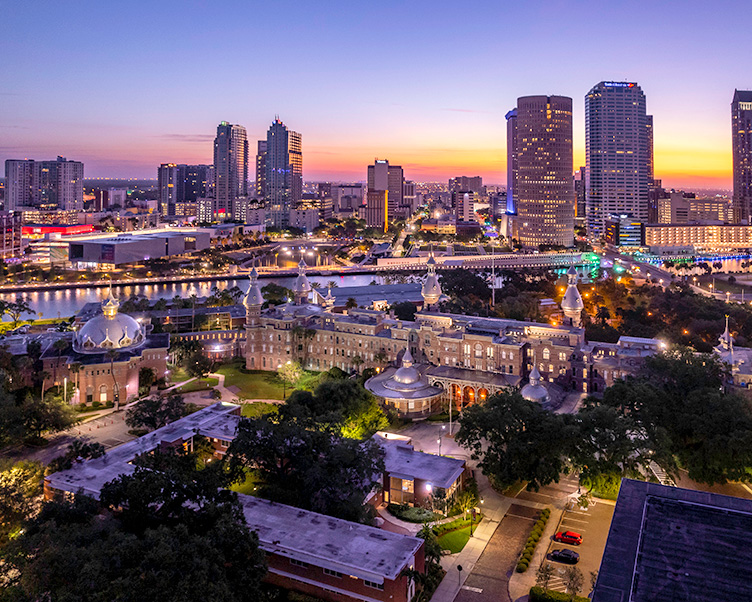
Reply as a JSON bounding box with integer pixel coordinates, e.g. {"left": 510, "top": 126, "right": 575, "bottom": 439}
{"left": 73, "top": 290, "right": 145, "bottom": 354}
{"left": 421, "top": 255, "right": 442, "bottom": 306}
{"left": 521, "top": 364, "right": 550, "bottom": 403}
{"left": 561, "top": 266, "right": 584, "bottom": 313}
{"left": 243, "top": 267, "right": 264, "bottom": 307}
{"left": 294, "top": 258, "right": 312, "bottom": 300}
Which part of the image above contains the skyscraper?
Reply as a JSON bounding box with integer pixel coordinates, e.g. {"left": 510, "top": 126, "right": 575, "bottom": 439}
{"left": 265, "top": 118, "right": 302, "bottom": 229}
{"left": 732, "top": 90, "right": 752, "bottom": 224}
{"left": 213, "top": 121, "right": 248, "bottom": 221}
{"left": 509, "top": 95, "right": 574, "bottom": 248}
{"left": 585, "top": 81, "right": 652, "bottom": 238}
{"left": 157, "top": 163, "right": 184, "bottom": 216}
{"left": 4, "top": 156, "right": 83, "bottom": 211}
{"left": 255, "top": 140, "right": 267, "bottom": 200}
{"left": 505, "top": 109, "right": 519, "bottom": 215}
{"left": 158, "top": 164, "right": 214, "bottom": 216}
{"left": 366, "top": 159, "right": 404, "bottom": 231}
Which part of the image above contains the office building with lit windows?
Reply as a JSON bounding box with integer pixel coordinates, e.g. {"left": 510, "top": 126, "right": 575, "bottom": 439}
{"left": 366, "top": 160, "right": 405, "bottom": 231}
{"left": 264, "top": 118, "right": 302, "bottom": 229}
{"left": 585, "top": 81, "right": 652, "bottom": 238}
{"left": 732, "top": 90, "right": 752, "bottom": 224}
{"left": 508, "top": 95, "right": 574, "bottom": 248}
{"left": 213, "top": 121, "right": 249, "bottom": 221}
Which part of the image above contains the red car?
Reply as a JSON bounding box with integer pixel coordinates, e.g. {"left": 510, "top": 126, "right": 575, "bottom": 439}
{"left": 554, "top": 531, "right": 582, "bottom": 545}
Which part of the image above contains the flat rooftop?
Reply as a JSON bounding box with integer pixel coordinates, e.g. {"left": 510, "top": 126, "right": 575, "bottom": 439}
{"left": 374, "top": 433, "right": 465, "bottom": 489}
{"left": 593, "top": 479, "right": 752, "bottom": 602}
{"left": 45, "top": 402, "right": 241, "bottom": 498}
{"left": 238, "top": 494, "right": 423, "bottom": 583}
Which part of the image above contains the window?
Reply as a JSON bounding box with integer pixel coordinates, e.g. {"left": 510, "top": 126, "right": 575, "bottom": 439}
{"left": 542, "top": 348, "right": 550, "bottom": 360}
{"left": 559, "top": 352, "right": 567, "bottom": 361}
{"left": 323, "top": 568, "right": 342, "bottom": 578}
{"left": 364, "top": 580, "right": 384, "bottom": 591}
{"left": 290, "top": 558, "right": 308, "bottom": 568}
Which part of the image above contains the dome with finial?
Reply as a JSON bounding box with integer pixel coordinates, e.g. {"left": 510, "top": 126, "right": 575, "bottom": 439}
{"left": 73, "top": 289, "right": 145, "bottom": 354}
{"left": 521, "top": 364, "right": 550, "bottom": 403}
{"left": 392, "top": 346, "right": 420, "bottom": 385}
{"left": 421, "top": 255, "right": 442, "bottom": 306}
{"left": 561, "top": 266, "right": 584, "bottom": 313}
{"left": 243, "top": 267, "right": 264, "bottom": 308}
{"left": 294, "top": 258, "right": 312, "bottom": 296}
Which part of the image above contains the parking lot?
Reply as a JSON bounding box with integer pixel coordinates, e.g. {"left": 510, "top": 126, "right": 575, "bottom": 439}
{"left": 545, "top": 500, "right": 615, "bottom": 594}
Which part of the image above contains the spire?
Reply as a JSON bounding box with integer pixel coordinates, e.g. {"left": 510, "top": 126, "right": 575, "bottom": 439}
{"left": 421, "top": 251, "right": 442, "bottom": 309}
{"left": 561, "top": 265, "right": 584, "bottom": 327}
{"left": 402, "top": 344, "right": 414, "bottom": 368}
{"left": 102, "top": 283, "right": 119, "bottom": 319}
{"left": 719, "top": 314, "right": 734, "bottom": 351}
{"left": 243, "top": 262, "right": 264, "bottom": 311}
{"left": 293, "top": 257, "right": 311, "bottom": 305}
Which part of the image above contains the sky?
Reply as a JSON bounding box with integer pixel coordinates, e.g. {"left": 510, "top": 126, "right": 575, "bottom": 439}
{"left": 2, "top": 0, "right": 751, "bottom": 189}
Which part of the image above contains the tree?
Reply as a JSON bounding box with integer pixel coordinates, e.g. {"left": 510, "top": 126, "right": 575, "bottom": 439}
{"left": 187, "top": 352, "right": 213, "bottom": 379}
{"left": 456, "top": 389, "right": 569, "bottom": 491}
{"left": 126, "top": 394, "right": 186, "bottom": 432}
{"left": 536, "top": 561, "right": 555, "bottom": 591}
{"left": 345, "top": 297, "right": 358, "bottom": 310}
{"left": 392, "top": 301, "right": 417, "bottom": 321}
{"left": 171, "top": 339, "right": 202, "bottom": 366}
{"left": 105, "top": 349, "right": 120, "bottom": 410}
{"left": 46, "top": 440, "right": 105, "bottom": 475}
{"left": 0, "top": 459, "right": 44, "bottom": 544}
{"left": 139, "top": 366, "right": 157, "bottom": 393}
{"left": 20, "top": 391, "right": 77, "bottom": 442}
{"left": 5, "top": 297, "right": 33, "bottom": 329}
{"left": 563, "top": 566, "right": 584, "bottom": 600}
{"left": 228, "top": 415, "right": 385, "bottom": 523}
{"left": 439, "top": 269, "right": 491, "bottom": 302}
{"left": 277, "top": 361, "right": 303, "bottom": 392}
{"left": 2, "top": 449, "right": 266, "bottom": 602}
{"left": 261, "top": 283, "right": 292, "bottom": 306}
{"left": 455, "top": 489, "right": 479, "bottom": 518}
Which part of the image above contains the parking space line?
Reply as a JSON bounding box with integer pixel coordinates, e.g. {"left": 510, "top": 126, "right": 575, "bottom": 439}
{"left": 561, "top": 517, "right": 589, "bottom": 524}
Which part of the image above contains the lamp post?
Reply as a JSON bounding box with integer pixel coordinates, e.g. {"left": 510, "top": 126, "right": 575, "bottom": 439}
{"left": 63, "top": 376, "right": 67, "bottom": 404}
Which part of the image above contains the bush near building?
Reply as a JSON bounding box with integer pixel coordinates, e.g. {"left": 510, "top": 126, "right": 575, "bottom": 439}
{"left": 529, "top": 586, "right": 589, "bottom": 602}
{"left": 516, "top": 508, "right": 551, "bottom": 573}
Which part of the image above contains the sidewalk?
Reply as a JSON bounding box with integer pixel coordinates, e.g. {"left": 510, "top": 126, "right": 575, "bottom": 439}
{"left": 431, "top": 472, "right": 513, "bottom": 602}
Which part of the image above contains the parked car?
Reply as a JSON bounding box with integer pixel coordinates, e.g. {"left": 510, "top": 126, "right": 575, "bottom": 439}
{"left": 550, "top": 549, "right": 580, "bottom": 564}
{"left": 554, "top": 531, "right": 582, "bottom": 545}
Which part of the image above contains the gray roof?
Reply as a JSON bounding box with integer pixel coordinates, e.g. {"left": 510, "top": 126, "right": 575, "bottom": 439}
{"left": 593, "top": 479, "right": 752, "bottom": 602}
{"left": 374, "top": 434, "right": 465, "bottom": 489}
{"left": 45, "top": 402, "right": 240, "bottom": 498}
{"left": 314, "top": 283, "right": 424, "bottom": 308}
{"left": 238, "top": 494, "right": 423, "bottom": 583}
{"left": 426, "top": 364, "right": 521, "bottom": 387}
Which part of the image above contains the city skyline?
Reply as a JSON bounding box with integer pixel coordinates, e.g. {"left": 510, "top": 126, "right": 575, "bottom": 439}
{"left": 3, "top": 1, "right": 751, "bottom": 187}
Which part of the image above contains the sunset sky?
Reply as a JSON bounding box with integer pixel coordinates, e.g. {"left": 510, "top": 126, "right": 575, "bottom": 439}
{"left": 3, "top": 0, "right": 750, "bottom": 189}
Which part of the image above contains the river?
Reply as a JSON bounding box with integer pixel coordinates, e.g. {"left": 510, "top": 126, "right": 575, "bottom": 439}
{"left": 0, "top": 274, "right": 382, "bottom": 321}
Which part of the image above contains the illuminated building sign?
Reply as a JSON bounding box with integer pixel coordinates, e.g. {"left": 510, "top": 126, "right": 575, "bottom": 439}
{"left": 603, "top": 82, "right": 636, "bottom": 88}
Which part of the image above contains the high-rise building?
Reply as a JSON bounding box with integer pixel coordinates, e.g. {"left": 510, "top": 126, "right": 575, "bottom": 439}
{"left": 158, "top": 163, "right": 213, "bottom": 216}
{"left": 5, "top": 156, "right": 83, "bottom": 211}
{"left": 255, "top": 140, "right": 267, "bottom": 200}
{"left": 585, "top": 81, "right": 652, "bottom": 238}
{"left": 505, "top": 109, "right": 518, "bottom": 214}
{"left": 158, "top": 163, "right": 184, "bottom": 216}
{"left": 509, "top": 95, "right": 575, "bottom": 248}
{"left": 331, "top": 184, "right": 364, "bottom": 216}
{"left": 264, "top": 118, "right": 302, "bottom": 229}
{"left": 366, "top": 160, "right": 404, "bottom": 231}
{"left": 184, "top": 164, "right": 214, "bottom": 202}
{"left": 573, "top": 167, "right": 586, "bottom": 224}
{"left": 0, "top": 212, "right": 23, "bottom": 259}
{"left": 732, "top": 90, "right": 752, "bottom": 224}
{"left": 452, "top": 191, "right": 477, "bottom": 222}
{"left": 449, "top": 176, "right": 483, "bottom": 195}
{"left": 213, "top": 121, "right": 249, "bottom": 221}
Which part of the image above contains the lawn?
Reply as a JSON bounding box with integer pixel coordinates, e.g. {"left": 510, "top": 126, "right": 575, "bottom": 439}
{"left": 216, "top": 362, "right": 321, "bottom": 400}
{"left": 438, "top": 526, "right": 474, "bottom": 554}
{"left": 174, "top": 377, "right": 218, "bottom": 394}
{"left": 241, "top": 402, "right": 279, "bottom": 418}
{"left": 167, "top": 365, "right": 191, "bottom": 384}
{"left": 229, "top": 469, "right": 262, "bottom": 495}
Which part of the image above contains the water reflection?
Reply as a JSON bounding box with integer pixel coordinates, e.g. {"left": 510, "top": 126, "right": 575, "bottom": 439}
{"left": 0, "top": 274, "right": 382, "bottom": 320}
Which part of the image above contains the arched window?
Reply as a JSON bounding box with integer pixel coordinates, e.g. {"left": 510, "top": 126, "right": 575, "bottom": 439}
{"left": 542, "top": 348, "right": 550, "bottom": 360}
{"left": 99, "top": 384, "right": 108, "bottom": 403}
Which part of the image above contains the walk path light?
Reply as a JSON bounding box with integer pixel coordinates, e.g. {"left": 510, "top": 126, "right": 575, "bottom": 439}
{"left": 457, "top": 565, "right": 463, "bottom": 585}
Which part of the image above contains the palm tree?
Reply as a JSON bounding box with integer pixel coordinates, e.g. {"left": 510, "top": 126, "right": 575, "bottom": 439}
{"left": 40, "top": 370, "right": 51, "bottom": 401}
{"left": 190, "top": 294, "right": 198, "bottom": 332}
{"left": 352, "top": 355, "right": 364, "bottom": 374}
{"left": 52, "top": 339, "right": 69, "bottom": 392}
{"left": 70, "top": 362, "right": 82, "bottom": 403}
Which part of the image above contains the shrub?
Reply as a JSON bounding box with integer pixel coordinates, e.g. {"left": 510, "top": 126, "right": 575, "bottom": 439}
{"left": 517, "top": 508, "right": 551, "bottom": 565}
{"left": 516, "top": 563, "right": 528, "bottom": 573}
{"left": 92, "top": 400, "right": 101, "bottom": 408}
{"left": 529, "top": 586, "right": 589, "bottom": 602}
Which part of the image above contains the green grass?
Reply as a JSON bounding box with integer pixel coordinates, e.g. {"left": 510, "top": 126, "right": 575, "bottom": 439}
{"left": 175, "top": 377, "right": 219, "bottom": 394}
{"left": 167, "top": 365, "right": 191, "bottom": 383}
{"left": 215, "top": 362, "right": 292, "bottom": 400}
{"left": 229, "top": 470, "right": 262, "bottom": 495}
{"left": 241, "top": 402, "right": 279, "bottom": 418}
{"left": 438, "top": 525, "right": 475, "bottom": 553}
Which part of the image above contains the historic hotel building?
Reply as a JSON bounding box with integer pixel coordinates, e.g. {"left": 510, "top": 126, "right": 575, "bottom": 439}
{"left": 244, "top": 260, "right": 659, "bottom": 416}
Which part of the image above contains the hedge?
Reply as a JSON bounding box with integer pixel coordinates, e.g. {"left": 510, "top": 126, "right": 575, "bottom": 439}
{"left": 516, "top": 508, "right": 552, "bottom": 573}
{"left": 529, "top": 586, "right": 589, "bottom": 602}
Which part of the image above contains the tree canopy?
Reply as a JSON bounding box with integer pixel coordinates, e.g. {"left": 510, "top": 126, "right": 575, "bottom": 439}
{"left": 228, "top": 415, "right": 385, "bottom": 523}
{"left": 126, "top": 394, "right": 186, "bottom": 432}
{"left": 1, "top": 449, "right": 266, "bottom": 602}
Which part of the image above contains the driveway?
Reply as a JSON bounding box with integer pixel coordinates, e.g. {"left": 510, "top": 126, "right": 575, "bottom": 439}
{"left": 454, "top": 504, "right": 537, "bottom": 602}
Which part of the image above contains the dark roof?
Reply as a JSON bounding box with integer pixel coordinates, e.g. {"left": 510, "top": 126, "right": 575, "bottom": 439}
{"left": 593, "top": 479, "right": 752, "bottom": 602}
{"left": 734, "top": 89, "right": 752, "bottom": 103}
